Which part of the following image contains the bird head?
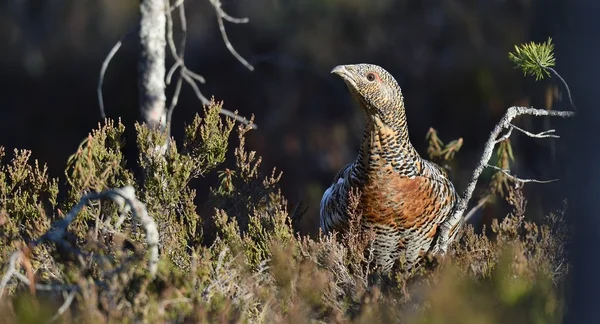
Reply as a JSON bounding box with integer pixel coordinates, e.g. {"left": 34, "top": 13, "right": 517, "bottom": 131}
{"left": 331, "top": 63, "right": 405, "bottom": 125}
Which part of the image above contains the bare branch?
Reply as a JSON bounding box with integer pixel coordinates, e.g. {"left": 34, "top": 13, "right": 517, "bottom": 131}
{"left": 0, "top": 251, "right": 22, "bottom": 299}
{"left": 510, "top": 123, "right": 560, "bottom": 139}
{"left": 434, "top": 106, "right": 575, "bottom": 254}
{"left": 463, "top": 196, "right": 489, "bottom": 222}
{"left": 0, "top": 251, "right": 78, "bottom": 301}
{"left": 108, "top": 186, "right": 160, "bottom": 276}
{"left": 182, "top": 72, "right": 210, "bottom": 105}
{"left": 64, "top": 187, "right": 159, "bottom": 276}
{"left": 164, "top": 0, "right": 189, "bottom": 141}
{"left": 183, "top": 68, "right": 206, "bottom": 84}
{"left": 214, "top": 6, "right": 249, "bottom": 24}
{"left": 169, "top": 0, "right": 185, "bottom": 11}
{"left": 11, "top": 272, "right": 76, "bottom": 292}
{"left": 47, "top": 290, "right": 77, "bottom": 323}
{"left": 209, "top": 0, "right": 254, "bottom": 71}
{"left": 0, "top": 186, "right": 160, "bottom": 302}
{"left": 166, "top": 76, "right": 183, "bottom": 129}
{"left": 218, "top": 108, "right": 258, "bottom": 129}
{"left": 166, "top": 60, "right": 182, "bottom": 85}
{"left": 486, "top": 164, "right": 559, "bottom": 184}
{"left": 164, "top": 0, "right": 257, "bottom": 133}
{"left": 545, "top": 66, "right": 577, "bottom": 111}
{"left": 97, "top": 30, "right": 136, "bottom": 120}
{"left": 494, "top": 127, "right": 513, "bottom": 144}
{"left": 100, "top": 0, "right": 257, "bottom": 136}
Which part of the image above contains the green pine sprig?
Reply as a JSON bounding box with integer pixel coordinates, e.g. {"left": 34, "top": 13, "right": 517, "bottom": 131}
{"left": 508, "top": 37, "right": 556, "bottom": 81}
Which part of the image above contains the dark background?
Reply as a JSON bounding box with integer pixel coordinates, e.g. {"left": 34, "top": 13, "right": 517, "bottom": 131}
{"left": 2, "top": 0, "right": 599, "bottom": 320}
{"left": 0, "top": 0, "right": 586, "bottom": 259}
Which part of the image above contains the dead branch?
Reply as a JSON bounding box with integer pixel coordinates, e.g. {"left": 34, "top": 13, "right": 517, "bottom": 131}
{"left": 0, "top": 186, "right": 159, "bottom": 301}
{"left": 509, "top": 124, "right": 559, "bottom": 139}
{"left": 463, "top": 196, "right": 489, "bottom": 222}
{"left": 0, "top": 252, "right": 22, "bottom": 299}
{"left": 546, "top": 66, "right": 577, "bottom": 111}
{"left": 164, "top": 0, "right": 257, "bottom": 132}
{"left": 98, "top": 0, "right": 257, "bottom": 138}
{"left": 97, "top": 29, "right": 136, "bottom": 120}
{"left": 486, "top": 164, "right": 559, "bottom": 184}
{"left": 47, "top": 290, "right": 77, "bottom": 323}
{"left": 110, "top": 186, "right": 160, "bottom": 275}
{"left": 208, "top": 0, "right": 254, "bottom": 71}
{"left": 434, "top": 106, "right": 575, "bottom": 254}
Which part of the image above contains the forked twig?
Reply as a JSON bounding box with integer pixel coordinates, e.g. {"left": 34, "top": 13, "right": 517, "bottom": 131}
{"left": 434, "top": 106, "right": 575, "bottom": 254}
{"left": 486, "top": 164, "right": 559, "bottom": 184}
{"left": 164, "top": 0, "right": 257, "bottom": 133}
{"left": 209, "top": 0, "right": 254, "bottom": 71}
{"left": 98, "top": 0, "right": 257, "bottom": 133}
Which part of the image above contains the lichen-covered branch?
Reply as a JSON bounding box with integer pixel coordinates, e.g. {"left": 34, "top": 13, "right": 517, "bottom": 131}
{"left": 434, "top": 106, "right": 575, "bottom": 254}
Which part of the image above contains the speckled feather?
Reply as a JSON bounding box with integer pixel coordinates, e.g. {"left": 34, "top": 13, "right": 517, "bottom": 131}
{"left": 320, "top": 63, "right": 458, "bottom": 272}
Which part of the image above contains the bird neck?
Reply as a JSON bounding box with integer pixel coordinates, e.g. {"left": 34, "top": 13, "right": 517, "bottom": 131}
{"left": 355, "top": 111, "right": 421, "bottom": 177}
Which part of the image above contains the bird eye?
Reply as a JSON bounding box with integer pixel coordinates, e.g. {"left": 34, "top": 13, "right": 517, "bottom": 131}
{"left": 366, "top": 72, "right": 376, "bottom": 82}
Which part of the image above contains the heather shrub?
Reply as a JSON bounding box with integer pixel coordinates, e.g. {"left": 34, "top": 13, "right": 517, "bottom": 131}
{"left": 0, "top": 99, "right": 569, "bottom": 323}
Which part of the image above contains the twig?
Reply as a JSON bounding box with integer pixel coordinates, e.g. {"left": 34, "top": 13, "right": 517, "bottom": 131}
{"left": 0, "top": 252, "right": 22, "bottom": 299}
{"left": 545, "top": 66, "right": 577, "bottom": 111}
{"left": 47, "top": 290, "right": 77, "bottom": 323}
{"left": 494, "top": 127, "right": 513, "bottom": 144}
{"left": 164, "top": 0, "right": 257, "bottom": 134}
{"left": 209, "top": 0, "right": 254, "bottom": 71}
{"left": 14, "top": 273, "right": 75, "bottom": 292}
{"left": 509, "top": 124, "right": 560, "bottom": 139}
{"left": 464, "top": 196, "right": 489, "bottom": 222}
{"left": 12, "top": 272, "right": 77, "bottom": 292}
{"left": 97, "top": 29, "right": 136, "bottom": 119}
{"left": 434, "top": 106, "right": 575, "bottom": 254}
{"left": 107, "top": 186, "right": 160, "bottom": 276}
{"left": 165, "top": 0, "right": 190, "bottom": 141}
{"left": 182, "top": 72, "right": 210, "bottom": 105}
{"left": 218, "top": 108, "right": 257, "bottom": 129}
{"left": 169, "top": 0, "right": 185, "bottom": 11}
{"left": 486, "top": 164, "right": 559, "bottom": 184}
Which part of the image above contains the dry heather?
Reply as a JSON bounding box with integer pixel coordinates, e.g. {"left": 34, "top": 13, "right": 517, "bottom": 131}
{"left": 0, "top": 100, "right": 569, "bottom": 323}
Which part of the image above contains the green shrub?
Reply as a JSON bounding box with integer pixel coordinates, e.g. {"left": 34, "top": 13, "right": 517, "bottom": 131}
{"left": 0, "top": 99, "right": 570, "bottom": 323}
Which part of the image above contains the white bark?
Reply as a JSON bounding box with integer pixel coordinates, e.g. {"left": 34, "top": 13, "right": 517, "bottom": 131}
{"left": 139, "top": 0, "right": 167, "bottom": 130}
{"left": 434, "top": 106, "right": 575, "bottom": 254}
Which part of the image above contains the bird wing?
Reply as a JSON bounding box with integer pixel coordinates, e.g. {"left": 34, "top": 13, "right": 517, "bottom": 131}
{"left": 320, "top": 163, "right": 353, "bottom": 234}
{"left": 419, "top": 159, "right": 460, "bottom": 223}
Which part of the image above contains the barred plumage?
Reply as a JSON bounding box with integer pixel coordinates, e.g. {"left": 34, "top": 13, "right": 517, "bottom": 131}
{"left": 320, "top": 63, "right": 458, "bottom": 272}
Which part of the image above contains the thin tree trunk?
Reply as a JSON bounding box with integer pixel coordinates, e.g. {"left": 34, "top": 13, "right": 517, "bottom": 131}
{"left": 138, "top": 0, "right": 167, "bottom": 130}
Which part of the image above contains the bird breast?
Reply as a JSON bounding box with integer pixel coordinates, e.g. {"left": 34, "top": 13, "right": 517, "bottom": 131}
{"left": 360, "top": 164, "right": 441, "bottom": 237}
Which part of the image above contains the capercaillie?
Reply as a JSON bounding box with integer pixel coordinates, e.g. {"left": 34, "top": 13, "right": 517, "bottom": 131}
{"left": 320, "top": 63, "right": 458, "bottom": 273}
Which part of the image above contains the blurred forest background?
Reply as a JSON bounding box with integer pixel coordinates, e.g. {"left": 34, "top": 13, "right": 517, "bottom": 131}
{"left": 0, "top": 0, "right": 573, "bottom": 236}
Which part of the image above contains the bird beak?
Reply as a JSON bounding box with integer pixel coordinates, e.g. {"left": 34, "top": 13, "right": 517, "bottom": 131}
{"left": 331, "top": 65, "right": 356, "bottom": 87}
{"left": 331, "top": 65, "right": 347, "bottom": 75}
